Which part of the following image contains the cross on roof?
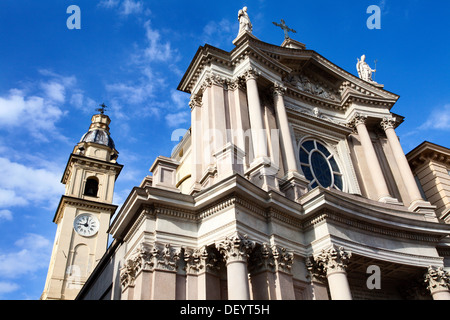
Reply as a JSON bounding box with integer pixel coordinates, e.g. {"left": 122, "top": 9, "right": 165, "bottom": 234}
{"left": 96, "top": 103, "right": 108, "bottom": 114}
{"left": 272, "top": 19, "right": 297, "bottom": 39}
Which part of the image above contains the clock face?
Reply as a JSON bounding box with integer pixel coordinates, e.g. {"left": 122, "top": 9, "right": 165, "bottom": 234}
{"left": 73, "top": 213, "right": 100, "bottom": 237}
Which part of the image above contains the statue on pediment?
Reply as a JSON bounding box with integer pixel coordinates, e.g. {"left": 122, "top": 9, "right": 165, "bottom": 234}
{"left": 357, "top": 54, "right": 377, "bottom": 83}
{"left": 238, "top": 6, "right": 252, "bottom": 35}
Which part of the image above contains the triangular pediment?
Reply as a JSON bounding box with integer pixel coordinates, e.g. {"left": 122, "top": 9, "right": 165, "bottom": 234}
{"left": 250, "top": 38, "right": 399, "bottom": 111}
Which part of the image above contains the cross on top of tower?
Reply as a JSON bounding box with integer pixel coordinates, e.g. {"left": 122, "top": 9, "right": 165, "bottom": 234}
{"left": 272, "top": 19, "right": 297, "bottom": 39}
{"left": 96, "top": 103, "right": 108, "bottom": 115}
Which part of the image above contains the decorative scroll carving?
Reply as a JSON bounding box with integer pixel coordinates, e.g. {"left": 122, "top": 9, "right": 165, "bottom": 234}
{"left": 424, "top": 266, "right": 450, "bottom": 295}
{"left": 216, "top": 233, "right": 255, "bottom": 264}
{"left": 286, "top": 74, "right": 339, "bottom": 101}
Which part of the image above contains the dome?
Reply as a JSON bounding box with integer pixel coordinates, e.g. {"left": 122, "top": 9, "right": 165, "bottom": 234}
{"left": 80, "top": 129, "right": 115, "bottom": 149}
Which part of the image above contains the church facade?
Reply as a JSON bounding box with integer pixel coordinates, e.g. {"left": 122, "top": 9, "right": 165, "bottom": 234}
{"left": 45, "top": 8, "right": 450, "bottom": 300}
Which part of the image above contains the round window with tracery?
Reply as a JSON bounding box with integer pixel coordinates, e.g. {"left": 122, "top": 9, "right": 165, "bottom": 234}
{"left": 299, "top": 140, "right": 343, "bottom": 191}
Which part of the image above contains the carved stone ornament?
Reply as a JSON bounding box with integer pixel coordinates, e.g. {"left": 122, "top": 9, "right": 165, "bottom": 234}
{"left": 285, "top": 73, "right": 339, "bottom": 101}
{"left": 424, "top": 265, "right": 450, "bottom": 295}
{"left": 120, "top": 243, "right": 182, "bottom": 289}
{"left": 309, "top": 246, "right": 351, "bottom": 278}
{"left": 380, "top": 116, "right": 397, "bottom": 131}
{"left": 241, "top": 67, "right": 260, "bottom": 82}
{"left": 184, "top": 246, "right": 220, "bottom": 275}
{"left": 346, "top": 113, "right": 367, "bottom": 131}
{"left": 272, "top": 82, "right": 287, "bottom": 97}
{"left": 249, "top": 243, "right": 294, "bottom": 274}
{"left": 216, "top": 233, "right": 256, "bottom": 264}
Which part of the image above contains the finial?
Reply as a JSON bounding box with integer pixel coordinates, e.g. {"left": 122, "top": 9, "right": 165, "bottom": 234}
{"left": 96, "top": 103, "right": 108, "bottom": 115}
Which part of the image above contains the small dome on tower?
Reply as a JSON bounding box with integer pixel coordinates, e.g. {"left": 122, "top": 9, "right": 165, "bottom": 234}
{"left": 80, "top": 129, "right": 115, "bottom": 149}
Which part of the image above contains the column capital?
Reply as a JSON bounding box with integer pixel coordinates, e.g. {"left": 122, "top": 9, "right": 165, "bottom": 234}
{"left": 242, "top": 67, "right": 261, "bottom": 82}
{"left": 380, "top": 116, "right": 397, "bottom": 131}
{"left": 315, "top": 245, "right": 352, "bottom": 275}
{"left": 424, "top": 265, "right": 450, "bottom": 295}
{"left": 249, "top": 243, "right": 294, "bottom": 274}
{"left": 184, "top": 246, "right": 220, "bottom": 275}
{"left": 347, "top": 113, "right": 368, "bottom": 128}
{"left": 120, "top": 242, "right": 183, "bottom": 291}
{"left": 216, "top": 233, "right": 255, "bottom": 264}
{"left": 189, "top": 95, "right": 202, "bottom": 110}
{"left": 271, "top": 82, "right": 287, "bottom": 97}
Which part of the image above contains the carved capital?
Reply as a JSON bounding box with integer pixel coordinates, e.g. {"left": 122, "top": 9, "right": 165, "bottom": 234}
{"left": 216, "top": 233, "right": 255, "bottom": 264}
{"left": 249, "top": 243, "right": 294, "bottom": 274}
{"left": 120, "top": 259, "right": 137, "bottom": 289}
{"left": 272, "top": 82, "right": 287, "bottom": 97}
{"left": 241, "top": 67, "right": 260, "bottom": 82}
{"left": 184, "top": 246, "right": 220, "bottom": 275}
{"left": 189, "top": 95, "right": 202, "bottom": 110}
{"left": 424, "top": 266, "right": 450, "bottom": 295}
{"left": 120, "top": 242, "right": 182, "bottom": 290}
{"left": 346, "top": 113, "right": 367, "bottom": 131}
{"left": 380, "top": 116, "right": 397, "bottom": 131}
{"left": 272, "top": 245, "right": 294, "bottom": 273}
{"left": 315, "top": 246, "right": 351, "bottom": 275}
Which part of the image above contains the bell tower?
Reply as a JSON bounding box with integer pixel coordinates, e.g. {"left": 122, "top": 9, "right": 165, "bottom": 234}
{"left": 41, "top": 106, "right": 123, "bottom": 300}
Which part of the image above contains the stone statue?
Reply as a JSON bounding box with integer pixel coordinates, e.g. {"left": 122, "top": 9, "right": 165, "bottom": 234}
{"left": 356, "top": 54, "right": 376, "bottom": 83}
{"left": 238, "top": 6, "right": 252, "bottom": 35}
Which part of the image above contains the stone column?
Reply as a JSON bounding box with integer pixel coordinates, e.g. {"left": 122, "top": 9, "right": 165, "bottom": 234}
{"left": 381, "top": 117, "right": 424, "bottom": 206}
{"left": 315, "top": 246, "right": 352, "bottom": 300}
{"left": 243, "top": 68, "right": 268, "bottom": 161}
{"left": 216, "top": 234, "right": 255, "bottom": 300}
{"left": 424, "top": 266, "right": 450, "bottom": 300}
{"left": 189, "top": 95, "right": 203, "bottom": 194}
{"left": 351, "top": 113, "right": 393, "bottom": 203}
{"left": 272, "top": 83, "right": 298, "bottom": 174}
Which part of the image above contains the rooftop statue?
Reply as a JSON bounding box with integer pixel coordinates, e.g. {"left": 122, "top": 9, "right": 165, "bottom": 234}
{"left": 238, "top": 6, "right": 252, "bottom": 35}
{"left": 356, "top": 54, "right": 377, "bottom": 83}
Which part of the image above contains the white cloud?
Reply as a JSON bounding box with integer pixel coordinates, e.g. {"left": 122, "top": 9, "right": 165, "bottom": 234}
{"left": 419, "top": 104, "right": 450, "bottom": 131}
{"left": 202, "top": 19, "right": 236, "bottom": 48}
{"left": 120, "top": 0, "right": 143, "bottom": 16}
{"left": 0, "top": 233, "right": 51, "bottom": 279}
{"left": 165, "top": 111, "right": 189, "bottom": 128}
{"left": 0, "top": 281, "right": 19, "bottom": 297}
{"left": 0, "top": 71, "right": 79, "bottom": 141}
{"left": 0, "top": 210, "right": 13, "bottom": 221}
{"left": 0, "top": 157, "right": 64, "bottom": 209}
{"left": 41, "top": 81, "right": 65, "bottom": 103}
{"left": 141, "top": 20, "right": 174, "bottom": 63}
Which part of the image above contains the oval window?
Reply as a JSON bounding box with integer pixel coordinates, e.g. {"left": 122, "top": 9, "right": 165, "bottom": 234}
{"left": 299, "top": 140, "right": 343, "bottom": 191}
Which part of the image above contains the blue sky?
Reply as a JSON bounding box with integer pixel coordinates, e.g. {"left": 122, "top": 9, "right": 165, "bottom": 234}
{"left": 0, "top": 0, "right": 448, "bottom": 300}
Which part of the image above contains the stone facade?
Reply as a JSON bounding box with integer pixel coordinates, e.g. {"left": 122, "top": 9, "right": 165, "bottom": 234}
{"left": 67, "top": 9, "right": 450, "bottom": 300}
